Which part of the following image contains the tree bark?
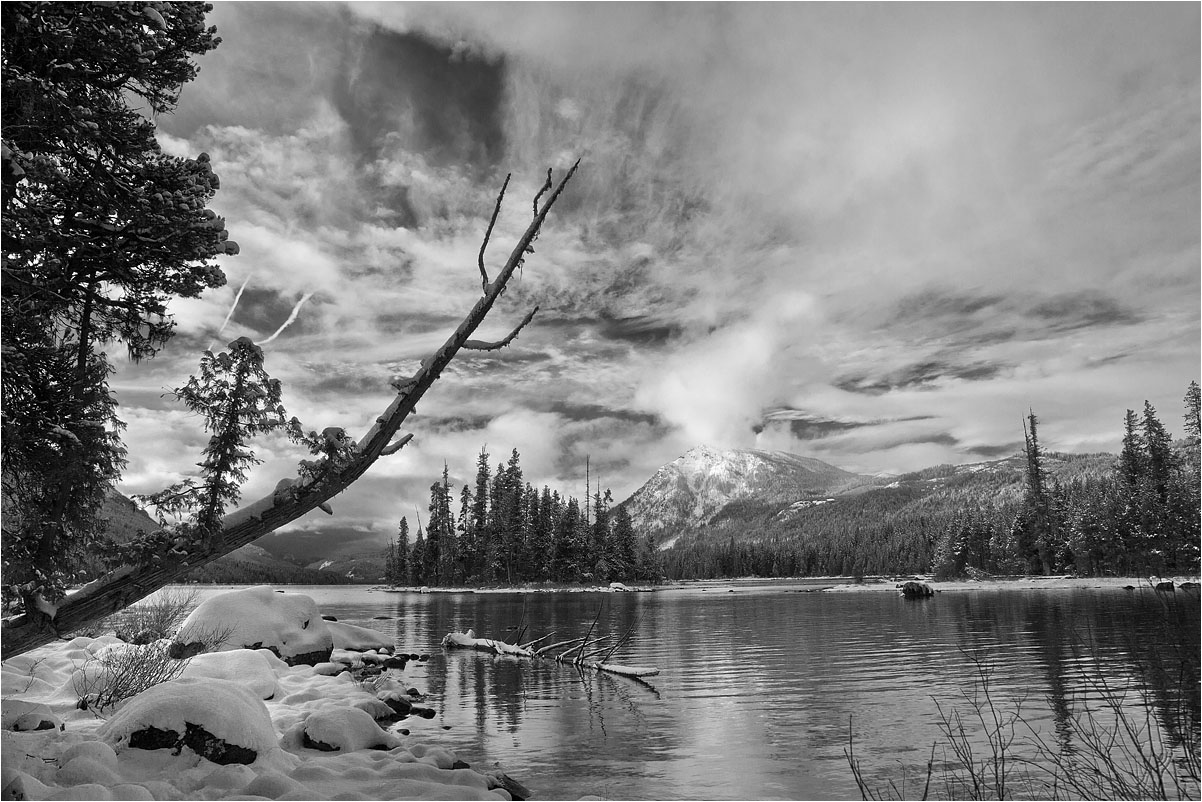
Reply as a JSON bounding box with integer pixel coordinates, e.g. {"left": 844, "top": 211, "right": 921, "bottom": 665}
{"left": 2, "top": 163, "right": 579, "bottom": 659}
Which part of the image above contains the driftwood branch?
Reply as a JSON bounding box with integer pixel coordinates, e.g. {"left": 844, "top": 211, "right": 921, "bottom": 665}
{"left": 2, "top": 161, "right": 581, "bottom": 659}
{"left": 478, "top": 174, "right": 511, "bottom": 292}
{"left": 462, "top": 307, "right": 539, "bottom": 351}
{"left": 441, "top": 608, "right": 660, "bottom": 680}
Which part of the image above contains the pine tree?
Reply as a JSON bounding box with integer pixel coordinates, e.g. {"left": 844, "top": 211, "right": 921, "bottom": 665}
{"left": 2, "top": 2, "right": 229, "bottom": 611}
{"left": 1118, "top": 409, "right": 1144, "bottom": 487}
{"left": 610, "top": 505, "right": 637, "bottom": 579}
{"left": 411, "top": 525, "right": 427, "bottom": 586}
{"left": 395, "top": 517, "right": 410, "bottom": 586}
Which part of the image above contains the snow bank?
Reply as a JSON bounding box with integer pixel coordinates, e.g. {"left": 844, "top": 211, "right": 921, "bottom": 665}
{"left": 1, "top": 631, "right": 518, "bottom": 801}
{"left": 174, "top": 586, "right": 333, "bottom": 665}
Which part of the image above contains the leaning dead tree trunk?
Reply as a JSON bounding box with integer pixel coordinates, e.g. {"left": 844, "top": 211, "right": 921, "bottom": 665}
{"left": 2, "top": 162, "right": 580, "bottom": 659}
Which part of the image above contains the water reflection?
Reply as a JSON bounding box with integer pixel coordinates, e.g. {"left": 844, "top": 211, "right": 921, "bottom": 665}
{"left": 189, "top": 584, "right": 1198, "bottom": 800}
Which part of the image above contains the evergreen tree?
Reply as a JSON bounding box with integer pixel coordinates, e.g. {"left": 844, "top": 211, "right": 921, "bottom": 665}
{"left": 457, "top": 484, "right": 474, "bottom": 583}
{"left": 411, "top": 525, "right": 427, "bottom": 586}
{"left": 1118, "top": 409, "right": 1144, "bottom": 487}
{"left": 2, "top": 2, "right": 230, "bottom": 611}
{"left": 1185, "top": 381, "right": 1201, "bottom": 444}
{"left": 395, "top": 517, "right": 410, "bottom": 586}
{"left": 610, "top": 505, "right": 637, "bottom": 579}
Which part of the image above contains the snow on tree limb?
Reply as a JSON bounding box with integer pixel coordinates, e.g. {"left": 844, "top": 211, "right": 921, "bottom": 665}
{"left": 380, "top": 433, "right": 414, "bottom": 457}
{"left": 462, "top": 306, "right": 539, "bottom": 351}
{"left": 1, "top": 161, "right": 581, "bottom": 659}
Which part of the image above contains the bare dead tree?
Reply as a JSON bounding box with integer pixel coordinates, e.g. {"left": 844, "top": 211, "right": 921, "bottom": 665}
{"left": 2, "top": 162, "right": 580, "bottom": 659}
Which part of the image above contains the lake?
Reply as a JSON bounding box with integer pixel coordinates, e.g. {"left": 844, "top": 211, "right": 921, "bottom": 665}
{"left": 182, "top": 580, "right": 1199, "bottom": 800}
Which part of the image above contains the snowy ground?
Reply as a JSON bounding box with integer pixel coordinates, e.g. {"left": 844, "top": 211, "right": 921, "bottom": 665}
{"left": 0, "top": 588, "right": 525, "bottom": 801}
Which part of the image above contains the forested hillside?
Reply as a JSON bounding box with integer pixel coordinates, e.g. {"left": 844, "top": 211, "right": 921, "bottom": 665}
{"left": 656, "top": 389, "right": 1200, "bottom": 580}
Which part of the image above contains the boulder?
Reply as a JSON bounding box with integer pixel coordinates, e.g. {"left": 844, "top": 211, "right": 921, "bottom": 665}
{"left": 97, "top": 677, "right": 279, "bottom": 765}
{"left": 171, "top": 586, "right": 333, "bottom": 666}
{"left": 899, "top": 581, "right": 935, "bottom": 598}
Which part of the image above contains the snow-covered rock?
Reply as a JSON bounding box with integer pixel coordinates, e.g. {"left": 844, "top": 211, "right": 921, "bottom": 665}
{"left": 328, "top": 621, "right": 392, "bottom": 651}
{"left": 300, "top": 707, "right": 400, "bottom": 752}
{"left": 97, "top": 677, "right": 281, "bottom": 765}
{"left": 180, "top": 649, "right": 280, "bottom": 699}
{"left": 174, "top": 586, "right": 333, "bottom": 666}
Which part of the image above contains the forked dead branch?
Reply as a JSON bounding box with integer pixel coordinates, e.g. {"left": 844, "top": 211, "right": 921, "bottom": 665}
{"left": 441, "top": 603, "right": 661, "bottom": 680}
{"left": 2, "top": 162, "right": 581, "bottom": 659}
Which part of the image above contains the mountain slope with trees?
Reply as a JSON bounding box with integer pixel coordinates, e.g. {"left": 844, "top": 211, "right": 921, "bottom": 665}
{"left": 635, "top": 385, "right": 1200, "bottom": 581}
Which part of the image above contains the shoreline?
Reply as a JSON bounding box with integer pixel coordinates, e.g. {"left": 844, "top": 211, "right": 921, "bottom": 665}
{"left": 368, "top": 574, "right": 1201, "bottom": 595}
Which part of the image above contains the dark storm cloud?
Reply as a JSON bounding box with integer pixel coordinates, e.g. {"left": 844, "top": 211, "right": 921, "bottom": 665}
{"left": 1029, "top": 290, "right": 1143, "bottom": 332}
{"left": 543, "top": 402, "right": 660, "bottom": 426}
{"left": 762, "top": 409, "right": 940, "bottom": 440}
{"left": 596, "top": 314, "right": 685, "bottom": 346}
{"left": 331, "top": 27, "right": 506, "bottom": 170}
{"left": 835, "top": 361, "right": 1006, "bottom": 395}
{"left": 891, "top": 289, "right": 1008, "bottom": 324}
{"left": 967, "top": 442, "right": 1024, "bottom": 459}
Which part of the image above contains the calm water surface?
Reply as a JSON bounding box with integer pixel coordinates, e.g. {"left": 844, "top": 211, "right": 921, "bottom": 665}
{"left": 185, "top": 581, "right": 1198, "bottom": 800}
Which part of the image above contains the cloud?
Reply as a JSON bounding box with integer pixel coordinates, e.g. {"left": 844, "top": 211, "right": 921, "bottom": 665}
{"left": 103, "top": 4, "right": 1198, "bottom": 540}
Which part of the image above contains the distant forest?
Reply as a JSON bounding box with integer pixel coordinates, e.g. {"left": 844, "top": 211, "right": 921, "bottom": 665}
{"left": 386, "top": 449, "right": 658, "bottom": 587}
{"left": 660, "top": 384, "right": 1200, "bottom": 581}
{"left": 386, "top": 384, "right": 1199, "bottom": 586}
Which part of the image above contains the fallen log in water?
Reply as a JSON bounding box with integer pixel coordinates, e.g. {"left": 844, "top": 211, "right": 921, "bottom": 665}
{"left": 441, "top": 628, "right": 660, "bottom": 678}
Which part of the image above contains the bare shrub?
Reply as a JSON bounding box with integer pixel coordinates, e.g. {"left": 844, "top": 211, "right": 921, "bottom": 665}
{"left": 73, "top": 621, "right": 234, "bottom": 713}
{"left": 107, "top": 586, "right": 200, "bottom": 643}
{"left": 74, "top": 641, "right": 188, "bottom": 711}
{"left": 844, "top": 645, "right": 1201, "bottom": 801}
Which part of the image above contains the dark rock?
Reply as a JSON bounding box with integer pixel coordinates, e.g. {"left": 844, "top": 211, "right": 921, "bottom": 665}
{"left": 1123, "top": 585, "right": 1136, "bottom": 590}
{"left": 408, "top": 654, "right": 420, "bottom": 661}
{"left": 382, "top": 696, "right": 412, "bottom": 717}
{"left": 372, "top": 615, "right": 391, "bottom": 620}
{"left": 167, "top": 641, "right": 205, "bottom": 660}
{"left": 490, "top": 772, "right": 532, "bottom": 801}
{"left": 321, "top": 615, "right": 338, "bottom": 621}
{"left": 418, "top": 654, "right": 429, "bottom": 662}
{"left": 286, "top": 647, "right": 333, "bottom": 667}
{"left": 451, "top": 757, "right": 468, "bottom": 766}
{"left": 397, "top": 728, "right": 410, "bottom": 736}
{"left": 384, "top": 656, "right": 408, "bottom": 669}
{"left": 406, "top": 688, "right": 422, "bottom": 697}
{"left": 1179, "top": 582, "right": 1199, "bottom": 590}
{"left": 129, "top": 726, "right": 181, "bottom": 753}
{"left": 302, "top": 733, "right": 339, "bottom": 752}
{"left": 444, "top": 726, "right": 455, "bottom": 732}
{"left": 1155, "top": 581, "right": 1176, "bottom": 592}
{"left": 128, "top": 723, "right": 257, "bottom": 765}
{"left": 11, "top": 713, "right": 61, "bottom": 732}
{"left": 412, "top": 707, "right": 436, "bottom": 719}
{"left": 183, "top": 722, "right": 257, "bottom": 764}
{"left": 899, "top": 581, "right": 934, "bottom": 599}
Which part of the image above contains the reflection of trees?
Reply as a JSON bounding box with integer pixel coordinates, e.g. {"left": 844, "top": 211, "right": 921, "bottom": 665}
{"left": 1020, "top": 589, "right": 1201, "bottom": 765}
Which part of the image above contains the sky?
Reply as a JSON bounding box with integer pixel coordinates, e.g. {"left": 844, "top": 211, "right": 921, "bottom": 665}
{"left": 111, "top": 2, "right": 1200, "bottom": 552}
